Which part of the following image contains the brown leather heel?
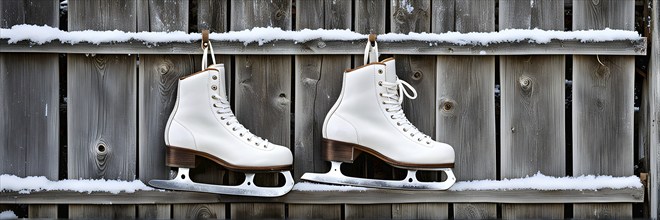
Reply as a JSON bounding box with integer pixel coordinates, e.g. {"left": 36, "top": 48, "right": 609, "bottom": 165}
{"left": 166, "top": 146, "right": 196, "bottom": 168}
{"left": 322, "top": 138, "right": 362, "bottom": 163}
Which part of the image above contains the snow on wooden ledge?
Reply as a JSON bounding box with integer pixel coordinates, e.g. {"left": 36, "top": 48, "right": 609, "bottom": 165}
{"left": 0, "top": 25, "right": 647, "bottom": 55}
{"left": 0, "top": 174, "right": 156, "bottom": 194}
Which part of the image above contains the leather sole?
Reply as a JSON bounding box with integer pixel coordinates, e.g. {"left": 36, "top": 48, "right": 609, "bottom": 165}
{"left": 166, "top": 145, "right": 292, "bottom": 172}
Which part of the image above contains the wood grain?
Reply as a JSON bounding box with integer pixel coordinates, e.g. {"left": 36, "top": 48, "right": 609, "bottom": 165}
{"left": 137, "top": 204, "right": 170, "bottom": 219}
{"left": 0, "top": 0, "right": 59, "bottom": 185}
{"left": 345, "top": 204, "right": 392, "bottom": 219}
{"left": 354, "top": 0, "right": 386, "bottom": 35}
{"left": 230, "top": 203, "right": 284, "bottom": 219}
{"left": 434, "top": 1, "right": 496, "bottom": 218}
{"left": 452, "top": 203, "right": 497, "bottom": 219}
{"left": 198, "top": 0, "right": 228, "bottom": 32}
{"left": 173, "top": 204, "right": 225, "bottom": 219}
{"left": 499, "top": 0, "right": 565, "bottom": 217}
{"left": 392, "top": 203, "right": 448, "bottom": 219}
{"left": 28, "top": 205, "right": 58, "bottom": 218}
{"left": 572, "top": 0, "right": 635, "bottom": 217}
{"left": 288, "top": 204, "right": 341, "bottom": 219}
{"left": 68, "top": 205, "right": 135, "bottom": 219}
{"left": 651, "top": 0, "right": 660, "bottom": 218}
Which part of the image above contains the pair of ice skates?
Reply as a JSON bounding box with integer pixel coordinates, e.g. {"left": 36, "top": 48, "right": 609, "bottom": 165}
{"left": 149, "top": 37, "right": 456, "bottom": 197}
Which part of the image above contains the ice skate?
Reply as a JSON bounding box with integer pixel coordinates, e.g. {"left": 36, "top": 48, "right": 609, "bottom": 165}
{"left": 301, "top": 37, "right": 456, "bottom": 190}
{"left": 148, "top": 41, "right": 294, "bottom": 197}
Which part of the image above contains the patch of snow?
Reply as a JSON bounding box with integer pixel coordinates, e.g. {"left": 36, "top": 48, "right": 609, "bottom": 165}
{"left": 0, "top": 25, "right": 642, "bottom": 46}
{"left": 402, "top": 0, "right": 414, "bottom": 13}
{"left": 479, "top": 50, "right": 487, "bottom": 55}
{"left": 0, "top": 174, "right": 156, "bottom": 194}
{"left": 449, "top": 172, "right": 643, "bottom": 191}
{"left": 293, "top": 182, "right": 370, "bottom": 192}
{"left": 0, "top": 210, "right": 17, "bottom": 219}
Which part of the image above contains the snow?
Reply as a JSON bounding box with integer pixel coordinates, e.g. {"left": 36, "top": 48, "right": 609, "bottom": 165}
{"left": 0, "top": 174, "right": 156, "bottom": 194}
{"left": 0, "top": 211, "right": 17, "bottom": 219}
{"left": 449, "top": 172, "right": 643, "bottom": 191}
{"left": 0, "top": 24, "right": 642, "bottom": 46}
{"left": 293, "top": 182, "right": 370, "bottom": 192}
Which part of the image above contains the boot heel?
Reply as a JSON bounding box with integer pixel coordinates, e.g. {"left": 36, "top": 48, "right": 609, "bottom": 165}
{"left": 166, "top": 146, "right": 196, "bottom": 168}
{"left": 322, "top": 139, "right": 362, "bottom": 163}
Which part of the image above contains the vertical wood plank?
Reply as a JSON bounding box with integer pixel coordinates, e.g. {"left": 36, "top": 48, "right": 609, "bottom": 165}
{"left": 137, "top": 205, "right": 170, "bottom": 219}
{"left": 345, "top": 204, "right": 392, "bottom": 219}
{"left": 499, "top": 0, "right": 565, "bottom": 218}
{"left": 572, "top": 0, "right": 635, "bottom": 217}
{"left": 28, "top": 205, "right": 58, "bottom": 218}
{"left": 230, "top": 203, "right": 284, "bottom": 219}
{"left": 136, "top": 0, "right": 194, "bottom": 184}
{"left": 354, "top": 0, "right": 386, "bottom": 65}
{"left": 392, "top": 203, "right": 448, "bottom": 219}
{"left": 68, "top": 205, "right": 135, "bottom": 219}
{"left": 230, "top": 0, "right": 291, "bottom": 217}
{"left": 173, "top": 204, "right": 225, "bottom": 219}
{"left": 650, "top": 1, "right": 660, "bottom": 218}
{"left": 0, "top": 0, "right": 59, "bottom": 181}
{"left": 288, "top": 204, "right": 341, "bottom": 219}
{"left": 198, "top": 0, "right": 228, "bottom": 32}
{"left": 67, "top": 1, "right": 137, "bottom": 217}
{"left": 434, "top": 0, "right": 496, "bottom": 218}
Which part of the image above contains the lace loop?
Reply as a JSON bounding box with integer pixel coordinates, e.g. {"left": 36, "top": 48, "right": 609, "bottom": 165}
{"left": 380, "top": 79, "right": 432, "bottom": 144}
{"left": 210, "top": 93, "right": 269, "bottom": 147}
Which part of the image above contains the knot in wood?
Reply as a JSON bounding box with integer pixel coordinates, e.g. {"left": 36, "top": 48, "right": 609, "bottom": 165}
{"left": 412, "top": 71, "right": 423, "bottom": 80}
{"left": 275, "top": 10, "right": 285, "bottom": 19}
{"left": 317, "top": 41, "right": 326, "bottom": 48}
{"left": 94, "top": 142, "right": 108, "bottom": 172}
{"left": 158, "top": 60, "right": 173, "bottom": 75}
{"left": 591, "top": 0, "right": 600, "bottom": 5}
{"left": 596, "top": 65, "right": 610, "bottom": 78}
{"left": 518, "top": 75, "right": 534, "bottom": 92}
{"left": 595, "top": 98, "right": 605, "bottom": 110}
{"left": 192, "top": 206, "right": 214, "bottom": 218}
{"left": 439, "top": 98, "right": 457, "bottom": 114}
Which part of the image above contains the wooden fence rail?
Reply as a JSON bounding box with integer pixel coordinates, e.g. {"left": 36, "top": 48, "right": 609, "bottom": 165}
{"left": 0, "top": 0, "right": 657, "bottom": 219}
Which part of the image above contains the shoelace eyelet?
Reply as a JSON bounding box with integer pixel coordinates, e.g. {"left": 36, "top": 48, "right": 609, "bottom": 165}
{"left": 378, "top": 69, "right": 383, "bottom": 74}
{"left": 418, "top": 138, "right": 422, "bottom": 141}
{"left": 226, "top": 122, "right": 230, "bottom": 125}
{"left": 232, "top": 127, "right": 237, "bottom": 131}
{"left": 211, "top": 85, "right": 217, "bottom": 90}
{"left": 378, "top": 81, "right": 382, "bottom": 86}
{"left": 403, "top": 128, "right": 408, "bottom": 132}
{"left": 212, "top": 75, "right": 218, "bottom": 80}
{"left": 426, "top": 141, "right": 431, "bottom": 144}
{"left": 239, "top": 133, "right": 244, "bottom": 137}
{"left": 211, "top": 95, "right": 218, "bottom": 99}
{"left": 390, "top": 115, "right": 395, "bottom": 119}
{"left": 220, "top": 116, "right": 225, "bottom": 120}
{"left": 410, "top": 133, "right": 414, "bottom": 137}
{"left": 263, "top": 145, "right": 267, "bottom": 148}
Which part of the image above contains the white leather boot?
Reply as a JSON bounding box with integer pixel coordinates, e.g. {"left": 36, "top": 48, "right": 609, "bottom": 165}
{"left": 149, "top": 42, "right": 294, "bottom": 197}
{"left": 302, "top": 38, "right": 456, "bottom": 190}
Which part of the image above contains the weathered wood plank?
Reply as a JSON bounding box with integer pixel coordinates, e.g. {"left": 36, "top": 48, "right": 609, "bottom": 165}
{"left": 230, "top": 203, "right": 284, "bottom": 219}
{"left": 173, "top": 204, "right": 225, "bottom": 219}
{"left": 355, "top": 0, "right": 386, "bottom": 35}
{"left": 434, "top": 0, "right": 496, "bottom": 218}
{"left": 198, "top": 0, "right": 228, "bottom": 32}
{"left": 288, "top": 204, "right": 341, "bottom": 219}
{"left": 452, "top": 204, "right": 497, "bottom": 219}
{"left": 230, "top": 0, "right": 292, "bottom": 217}
{"left": 28, "top": 205, "right": 58, "bottom": 218}
{"left": 68, "top": 205, "right": 135, "bottom": 219}
{"left": 572, "top": 0, "right": 635, "bottom": 217}
{"left": 137, "top": 0, "right": 194, "bottom": 183}
{"left": 0, "top": 188, "right": 644, "bottom": 204}
{"left": 137, "top": 204, "right": 170, "bottom": 219}
{"left": 0, "top": 0, "right": 59, "bottom": 185}
{"left": 392, "top": 203, "right": 448, "bottom": 219}
{"left": 651, "top": 1, "right": 660, "bottom": 218}
{"left": 0, "top": 39, "right": 647, "bottom": 55}
{"left": 499, "top": 0, "right": 565, "bottom": 217}
{"left": 345, "top": 204, "right": 392, "bottom": 219}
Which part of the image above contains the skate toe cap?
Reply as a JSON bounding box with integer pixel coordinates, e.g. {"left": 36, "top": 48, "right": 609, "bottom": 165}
{"left": 269, "top": 144, "right": 293, "bottom": 166}
{"left": 431, "top": 142, "right": 455, "bottom": 164}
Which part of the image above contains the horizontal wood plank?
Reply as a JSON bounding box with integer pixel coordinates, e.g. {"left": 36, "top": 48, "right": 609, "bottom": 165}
{"left": 0, "top": 39, "right": 646, "bottom": 55}
{"left": 0, "top": 188, "right": 644, "bottom": 204}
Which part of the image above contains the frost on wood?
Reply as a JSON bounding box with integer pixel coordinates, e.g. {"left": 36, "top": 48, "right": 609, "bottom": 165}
{"left": 0, "top": 174, "right": 155, "bottom": 194}
{"left": 0, "top": 24, "right": 642, "bottom": 46}
{"left": 449, "top": 172, "right": 643, "bottom": 191}
{"left": 0, "top": 210, "right": 17, "bottom": 219}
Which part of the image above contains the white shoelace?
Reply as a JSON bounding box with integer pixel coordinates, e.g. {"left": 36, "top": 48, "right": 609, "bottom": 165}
{"left": 379, "top": 79, "right": 432, "bottom": 144}
{"left": 211, "top": 94, "right": 269, "bottom": 148}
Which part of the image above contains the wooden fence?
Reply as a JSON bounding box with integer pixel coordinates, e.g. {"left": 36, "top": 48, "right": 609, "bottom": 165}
{"left": 0, "top": 0, "right": 658, "bottom": 219}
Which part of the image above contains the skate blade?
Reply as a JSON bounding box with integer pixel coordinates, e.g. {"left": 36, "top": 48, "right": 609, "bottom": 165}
{"left": 300, "top": 161, "right": 456, "bottom": 191}
{"left": 149, "top": 169, "right": 294, "bottom": 197}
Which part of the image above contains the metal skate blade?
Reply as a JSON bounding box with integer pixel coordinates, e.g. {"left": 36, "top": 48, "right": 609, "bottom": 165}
{"left": 301, "top": 162, "right": 456, "bottom": 191}
{"left": 149, "top": 169, "right": 294, "bottom": 197}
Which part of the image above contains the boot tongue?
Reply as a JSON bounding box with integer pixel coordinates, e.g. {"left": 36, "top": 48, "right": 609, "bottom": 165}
{"left": 208, "top": 64, "right": 228, "bottom": 100}
{"left": 383, "top": 58, "right": 398, "bottom": 83}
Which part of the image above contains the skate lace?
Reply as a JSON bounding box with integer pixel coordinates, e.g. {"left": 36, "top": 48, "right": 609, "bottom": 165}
{"left": 379, "top": 80, "right": 432, "bottom": 145}
{"left": 211, "top": 95, "right": 270, "bottom": 148}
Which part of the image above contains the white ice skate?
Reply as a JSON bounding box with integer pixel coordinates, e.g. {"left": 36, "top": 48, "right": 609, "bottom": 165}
{"left": 148, "top": 41, "right": 294, "bottom": 197}
{"left": 301, "top": 38, "right": 456, "bottom": 190}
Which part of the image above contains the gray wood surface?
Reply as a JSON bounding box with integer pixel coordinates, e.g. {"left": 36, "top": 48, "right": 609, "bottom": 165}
{"left": 28, "top": 205, "right": 58, "bottom": 218}
{"left": 0, "top": 0, "right": 59, "bottom": 181}
{"left": 572, "top": 0, "right": 635, "bottom": 217}
{"left": 68, "top": 205, "right": 135, "bottom": 219}
{"left": 137, "top": 0, "right": 194, "bottom": 183}
{"left": 137, "top": 204, "right": 170, "bottom": 218}
{"left": 0, "top": 188, "right": 644, "bottom": 204}
{"left": 434, "top": 0, "right": 496, "bottom": 218}
{"left": 651, "top": 1, "right": 660, "bottom": 218}
{"left": 198, "top": 0, "right": 227, "bottom": 32}
{"left": 230, "top": 0, "right": 291, "bottom": 217}
{"left": 0, "top": 39, "right": 647, "bottom": 55}
{"left": 499, "top": 0, "right": 565, "bottom": 218}
{"left": 392, "top": 203, "right": 448, "bottom": 219}
{"left": 355, "top": 0, "right": 386, "bottom": 35}
{"left": 288, "top": 204, "right": 341, "bottom": 219}
{"left": 452, "top": 204, "right": 497, "bottom": 219}
{"left": 173, "top": 204, "right": 225, "bottom": 219}
{"left": 345, "top": 204, "right": 392, "bottom": 219}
